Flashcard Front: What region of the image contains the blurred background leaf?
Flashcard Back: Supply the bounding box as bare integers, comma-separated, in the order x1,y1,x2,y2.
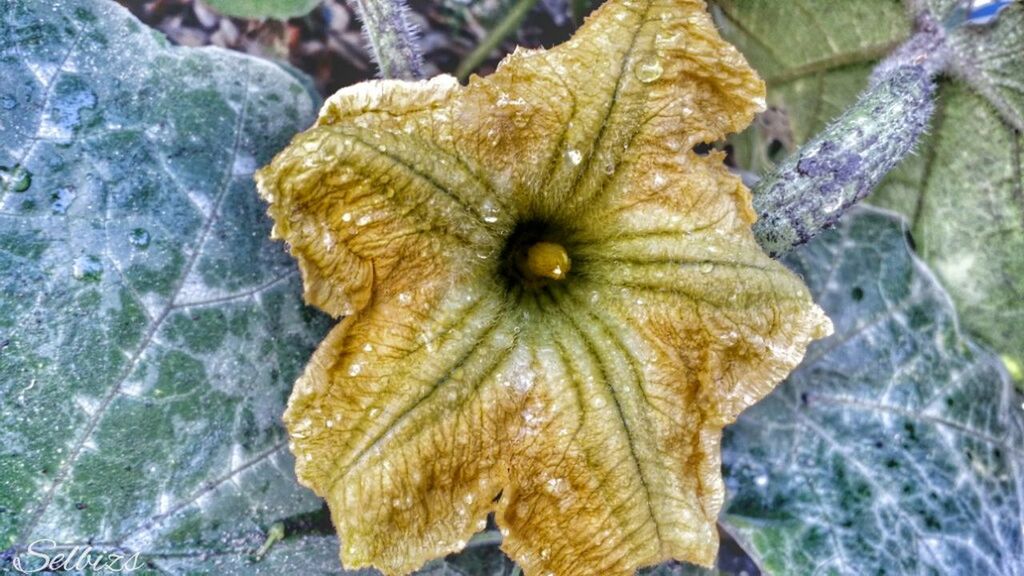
203,0,324,20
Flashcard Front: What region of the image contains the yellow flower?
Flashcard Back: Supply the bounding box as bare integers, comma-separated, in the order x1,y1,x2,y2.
256,0,832,574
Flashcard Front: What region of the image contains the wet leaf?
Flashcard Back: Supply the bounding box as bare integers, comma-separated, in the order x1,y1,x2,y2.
720,207,1024,575
0,0,335,572
258,0,832,574
203,0,323,20
717,0,1024,374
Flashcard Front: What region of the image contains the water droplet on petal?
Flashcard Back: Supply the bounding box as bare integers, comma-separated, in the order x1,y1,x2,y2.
634,56,663,83
699,262,715,273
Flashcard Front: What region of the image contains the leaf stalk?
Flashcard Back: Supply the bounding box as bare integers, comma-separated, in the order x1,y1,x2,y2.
753,18,948,257
350,0,425,80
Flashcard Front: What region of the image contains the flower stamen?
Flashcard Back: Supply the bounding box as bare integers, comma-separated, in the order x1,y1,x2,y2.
524,241,571,282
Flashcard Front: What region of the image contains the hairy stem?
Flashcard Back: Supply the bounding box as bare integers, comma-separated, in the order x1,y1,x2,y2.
754,19,947,257
456,0,541,82
351,0,424,80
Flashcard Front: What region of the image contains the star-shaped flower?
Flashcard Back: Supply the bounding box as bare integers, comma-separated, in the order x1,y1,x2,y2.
256,0,832,574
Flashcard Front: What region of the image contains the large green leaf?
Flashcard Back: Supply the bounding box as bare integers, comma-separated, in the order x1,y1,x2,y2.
203,0,323,20
720,207,1024,574
716,0,1024,373
0,0,338,572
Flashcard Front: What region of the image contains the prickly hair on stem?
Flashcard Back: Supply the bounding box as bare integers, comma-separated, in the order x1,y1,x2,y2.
752,66,937,256
349,0,424,80
753,18,948,257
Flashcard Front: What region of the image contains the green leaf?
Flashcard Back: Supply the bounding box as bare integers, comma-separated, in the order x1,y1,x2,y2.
713,0,911,169
203,0,323,20
0,0,338,572
720,207,1024,574
872,83,1024,383
717,0,1024,375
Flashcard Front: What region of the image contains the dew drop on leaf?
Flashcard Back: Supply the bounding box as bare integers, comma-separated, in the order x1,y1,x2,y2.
128,228,151,249
72,254,103,282
50,186,75,214
1,164,32,193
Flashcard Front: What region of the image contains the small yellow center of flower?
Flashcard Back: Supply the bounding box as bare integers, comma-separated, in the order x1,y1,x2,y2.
524,241,572,281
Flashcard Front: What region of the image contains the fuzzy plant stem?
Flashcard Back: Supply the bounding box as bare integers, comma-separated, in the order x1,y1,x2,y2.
350,0,424,80
753,19,948,257
456,0,541,82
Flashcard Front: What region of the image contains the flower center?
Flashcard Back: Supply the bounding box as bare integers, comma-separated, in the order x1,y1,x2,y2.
523,241,571,281
500,219,574,291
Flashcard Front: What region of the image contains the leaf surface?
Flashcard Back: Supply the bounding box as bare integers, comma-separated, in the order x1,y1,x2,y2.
720,208,1024,575
203,0,323,20
0,0,336,572
717,0,1024,371
713,0,911,167
257,0,832,574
